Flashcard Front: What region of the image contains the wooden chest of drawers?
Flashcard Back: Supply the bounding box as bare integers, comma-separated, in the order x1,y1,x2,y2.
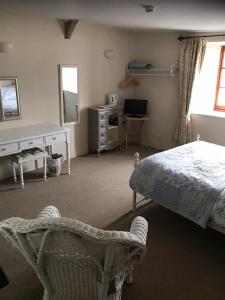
89,106,122,155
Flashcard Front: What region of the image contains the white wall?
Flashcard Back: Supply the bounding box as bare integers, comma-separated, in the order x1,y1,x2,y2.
5,13,222,181
132,32,180,150
130,33,225,150
192,113,225,146
0,12,136,179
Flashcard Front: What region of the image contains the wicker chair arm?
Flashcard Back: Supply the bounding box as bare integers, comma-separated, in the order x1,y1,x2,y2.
37,206,61,219
129,216,148,245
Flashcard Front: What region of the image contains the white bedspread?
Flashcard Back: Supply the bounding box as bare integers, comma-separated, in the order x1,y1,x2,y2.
130,141,225,228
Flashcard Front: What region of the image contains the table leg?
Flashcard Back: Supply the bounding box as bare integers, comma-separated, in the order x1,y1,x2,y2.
12,161,17,182
19,163,24,189
126,119,131,149
140,120,145,148
35,160,38,175
133,191,137,211
66,132,71,174
49,145,53,154
43,157,47,181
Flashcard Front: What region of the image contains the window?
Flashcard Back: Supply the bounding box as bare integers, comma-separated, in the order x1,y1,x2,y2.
214,46,225,111
189,43,225,116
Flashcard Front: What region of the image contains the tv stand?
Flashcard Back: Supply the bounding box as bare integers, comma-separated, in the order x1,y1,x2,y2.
127,114,141,118
125,114,149,149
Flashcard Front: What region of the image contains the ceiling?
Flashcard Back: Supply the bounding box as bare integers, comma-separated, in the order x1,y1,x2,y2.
1,0,225,32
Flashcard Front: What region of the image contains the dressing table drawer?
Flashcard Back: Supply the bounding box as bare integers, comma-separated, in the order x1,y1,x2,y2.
45,133,66,145
0,143,18,156
20,137,44,150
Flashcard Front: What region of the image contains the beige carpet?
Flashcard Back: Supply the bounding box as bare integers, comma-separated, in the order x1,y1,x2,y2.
0,146,225,300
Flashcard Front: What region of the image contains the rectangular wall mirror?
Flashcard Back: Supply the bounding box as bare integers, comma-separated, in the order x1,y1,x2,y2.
59,64,79,125
0,77,21,121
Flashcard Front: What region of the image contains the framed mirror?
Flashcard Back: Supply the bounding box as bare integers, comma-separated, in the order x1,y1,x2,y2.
0,77,21,121
59,64,79,125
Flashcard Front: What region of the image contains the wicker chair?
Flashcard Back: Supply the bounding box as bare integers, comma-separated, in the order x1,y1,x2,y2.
0,206,148,300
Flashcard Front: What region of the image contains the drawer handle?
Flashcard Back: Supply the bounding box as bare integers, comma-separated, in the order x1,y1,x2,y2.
1,147,7,151
28,141,33,145
52,137,56,140
100,125,104,128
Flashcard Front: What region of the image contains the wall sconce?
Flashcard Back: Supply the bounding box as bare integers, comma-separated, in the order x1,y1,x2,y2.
0,42,14,53
104,50,115,59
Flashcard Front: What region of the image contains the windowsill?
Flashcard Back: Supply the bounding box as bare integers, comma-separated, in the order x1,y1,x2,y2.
191,111,225,119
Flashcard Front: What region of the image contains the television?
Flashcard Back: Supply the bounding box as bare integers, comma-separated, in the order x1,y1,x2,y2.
124,99,148,117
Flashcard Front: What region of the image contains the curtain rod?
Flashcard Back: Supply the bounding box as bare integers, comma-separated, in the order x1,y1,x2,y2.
178,34,225,41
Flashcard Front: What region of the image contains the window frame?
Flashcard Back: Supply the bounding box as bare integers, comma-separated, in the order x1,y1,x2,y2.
214,46,225,112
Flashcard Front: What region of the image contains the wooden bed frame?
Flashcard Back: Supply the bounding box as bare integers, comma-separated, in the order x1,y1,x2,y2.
132,152,225,235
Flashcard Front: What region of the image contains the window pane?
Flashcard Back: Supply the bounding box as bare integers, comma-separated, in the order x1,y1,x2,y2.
219,69,225,87
217,88,225,106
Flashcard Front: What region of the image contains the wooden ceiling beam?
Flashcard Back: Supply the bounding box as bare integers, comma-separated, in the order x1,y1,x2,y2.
64,19,79,39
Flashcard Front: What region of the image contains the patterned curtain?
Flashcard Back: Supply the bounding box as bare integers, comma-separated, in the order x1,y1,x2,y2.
174,38,206,144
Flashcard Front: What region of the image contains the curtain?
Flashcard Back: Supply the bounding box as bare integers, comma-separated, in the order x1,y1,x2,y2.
174,38,206,144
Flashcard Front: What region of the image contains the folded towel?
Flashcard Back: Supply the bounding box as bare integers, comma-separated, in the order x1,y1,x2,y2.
128,62,152,69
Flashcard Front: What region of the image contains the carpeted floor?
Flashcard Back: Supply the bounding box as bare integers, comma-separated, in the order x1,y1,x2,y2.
0,146,225,300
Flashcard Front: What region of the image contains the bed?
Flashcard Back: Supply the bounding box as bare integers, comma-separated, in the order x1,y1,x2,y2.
129,141,225,234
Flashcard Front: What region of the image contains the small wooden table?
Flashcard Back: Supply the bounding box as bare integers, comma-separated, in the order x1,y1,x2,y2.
125,115,149,149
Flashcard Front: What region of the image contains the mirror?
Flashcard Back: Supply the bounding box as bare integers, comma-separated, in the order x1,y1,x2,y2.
0,77,21,121
59,65,79,125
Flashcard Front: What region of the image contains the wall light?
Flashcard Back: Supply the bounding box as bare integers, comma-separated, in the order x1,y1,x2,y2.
104,50,115,59
0,42,14,53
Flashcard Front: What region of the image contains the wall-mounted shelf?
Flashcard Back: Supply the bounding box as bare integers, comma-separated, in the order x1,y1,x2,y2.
127,65,177,77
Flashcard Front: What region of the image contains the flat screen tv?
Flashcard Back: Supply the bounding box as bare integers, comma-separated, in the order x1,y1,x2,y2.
124,99,148,117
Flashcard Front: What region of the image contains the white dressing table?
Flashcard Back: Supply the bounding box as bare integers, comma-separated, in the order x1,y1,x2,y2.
0,123,71,174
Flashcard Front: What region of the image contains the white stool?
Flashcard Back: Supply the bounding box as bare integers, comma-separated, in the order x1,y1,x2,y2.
11,148,48,189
